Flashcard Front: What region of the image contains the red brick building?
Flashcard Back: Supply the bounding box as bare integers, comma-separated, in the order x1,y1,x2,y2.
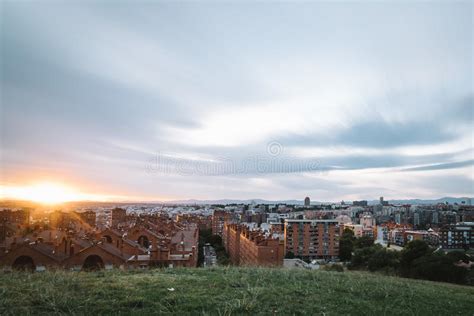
284,219,342,260
223,223,284,266
0,214,199,270
111,208,127,228
176,214,212,231
74,210,96,228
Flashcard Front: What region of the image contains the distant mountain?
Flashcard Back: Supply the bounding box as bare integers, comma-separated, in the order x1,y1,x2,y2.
1,197,472,207
165,199,316,205
166,197,473,206
377,197,473,206
167,197,473,206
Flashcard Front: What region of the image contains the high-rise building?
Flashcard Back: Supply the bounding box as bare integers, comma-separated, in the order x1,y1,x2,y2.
284,219,342,260
379,196,389,206
413,212,420,227
395,212,402,225
304,197,310,207
212,210,233,236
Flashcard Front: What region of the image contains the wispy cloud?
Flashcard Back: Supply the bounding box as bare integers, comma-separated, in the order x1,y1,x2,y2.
1,2,472,200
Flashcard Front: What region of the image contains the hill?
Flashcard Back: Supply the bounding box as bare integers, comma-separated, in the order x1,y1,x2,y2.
0,267,473,315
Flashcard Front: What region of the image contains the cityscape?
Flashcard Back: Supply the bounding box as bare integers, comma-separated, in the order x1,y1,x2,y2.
0,197,473,271
1,0,473,315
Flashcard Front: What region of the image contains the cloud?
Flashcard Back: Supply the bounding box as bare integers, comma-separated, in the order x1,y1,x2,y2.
1,2,472,200
401,160,474,172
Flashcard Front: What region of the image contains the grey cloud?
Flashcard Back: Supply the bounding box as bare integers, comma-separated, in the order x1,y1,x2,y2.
1,2,472,200
282,93,472,150
401,159,474,172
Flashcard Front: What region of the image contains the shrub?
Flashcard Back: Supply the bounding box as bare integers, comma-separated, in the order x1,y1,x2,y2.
410,252,469,284
324,264,344,272
399,240,432,277
368,248,400,272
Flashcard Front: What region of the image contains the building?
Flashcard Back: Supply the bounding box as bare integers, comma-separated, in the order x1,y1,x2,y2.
440,222,473,249
432,211,439,224
395,212,402,225
223,223,240,265
284,219,342,260
212,210,233,236
379,197,389,206
223,223,284,266
413,212,420,227
176,214,212,230
360,214,375,229
49,211,74,229
0,214,199,271
0,209,30,225
353,200,368,207
304,197,310,207
74,210,96,227
404,230,439,246
344,224,374,238
111,208,127,228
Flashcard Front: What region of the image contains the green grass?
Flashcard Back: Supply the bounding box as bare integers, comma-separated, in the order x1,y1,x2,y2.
0,267,473,315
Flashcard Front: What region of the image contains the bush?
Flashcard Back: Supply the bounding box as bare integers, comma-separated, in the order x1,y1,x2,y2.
349,240,471,285
410,252,469,284
399,240,432,277
324,264,344,272
349,245,379,269
367,248,399,272
353,236,374,249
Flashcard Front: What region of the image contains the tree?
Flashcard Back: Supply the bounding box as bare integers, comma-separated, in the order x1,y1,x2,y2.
197,228,213,266
206,235,223,248
446,251,470,264
349,245,379,269
354,236,374,249
399,240,431,277
410,252,469,284
350,244,400,272
367,248,400,272
339,229,355,261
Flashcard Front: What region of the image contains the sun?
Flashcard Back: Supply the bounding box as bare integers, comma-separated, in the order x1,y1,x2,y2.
27,183,78,204
1,182,80,204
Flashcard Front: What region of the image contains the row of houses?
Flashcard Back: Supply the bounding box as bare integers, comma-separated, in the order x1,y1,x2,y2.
0,210,199,271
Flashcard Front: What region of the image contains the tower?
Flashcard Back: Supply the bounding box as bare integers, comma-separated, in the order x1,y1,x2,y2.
304,197,310,207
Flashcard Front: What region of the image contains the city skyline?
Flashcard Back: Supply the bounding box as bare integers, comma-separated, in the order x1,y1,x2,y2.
1,2,473,203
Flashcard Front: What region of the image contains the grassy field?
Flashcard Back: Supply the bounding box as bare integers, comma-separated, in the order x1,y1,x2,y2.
0,267,473,315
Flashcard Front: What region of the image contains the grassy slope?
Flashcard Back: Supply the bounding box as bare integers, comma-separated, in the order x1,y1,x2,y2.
0,268,473,315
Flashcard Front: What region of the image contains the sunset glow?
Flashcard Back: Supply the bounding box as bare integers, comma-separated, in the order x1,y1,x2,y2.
0,182,104,204
1,2,472,201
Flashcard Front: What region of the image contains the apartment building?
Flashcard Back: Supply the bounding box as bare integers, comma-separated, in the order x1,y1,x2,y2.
223,223,284,266
284,219,342,260
440,222,473,249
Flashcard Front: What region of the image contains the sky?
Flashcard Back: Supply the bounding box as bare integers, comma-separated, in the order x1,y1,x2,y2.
0,1,473,202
